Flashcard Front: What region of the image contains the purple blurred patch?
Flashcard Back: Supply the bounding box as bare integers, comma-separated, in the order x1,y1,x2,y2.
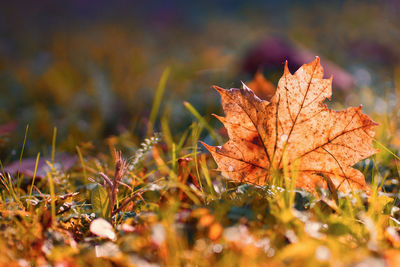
0,121,17,136
242,37,354,92
349,40,399,66
4,153,77,178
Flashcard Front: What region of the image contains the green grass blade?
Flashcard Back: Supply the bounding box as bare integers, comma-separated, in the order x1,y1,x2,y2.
183,101,221,144
373,139,400,160
47,172,56,221
147,67,170,136
51,127,57,165
76,146,87,180
27,152,40,210
16,124,29,189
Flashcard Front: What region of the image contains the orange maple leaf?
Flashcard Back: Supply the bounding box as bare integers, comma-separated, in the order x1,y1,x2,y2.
246,71,276,101
202,57,378,193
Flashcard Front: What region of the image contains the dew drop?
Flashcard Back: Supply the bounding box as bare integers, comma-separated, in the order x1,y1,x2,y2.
212,244,223,253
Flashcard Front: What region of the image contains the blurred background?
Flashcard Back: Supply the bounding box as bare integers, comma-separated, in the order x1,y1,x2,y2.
0,0,399,159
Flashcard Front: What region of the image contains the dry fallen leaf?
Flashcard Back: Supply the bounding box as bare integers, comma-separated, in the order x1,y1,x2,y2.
246,71,276,101
202,57,377,193
5,153,77,178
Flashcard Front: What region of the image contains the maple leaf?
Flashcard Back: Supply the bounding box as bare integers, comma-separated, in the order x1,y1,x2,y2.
246,71,276,101
202,57,377,193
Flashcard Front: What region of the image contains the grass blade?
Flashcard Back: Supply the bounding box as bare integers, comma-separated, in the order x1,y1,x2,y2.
147,67,171,136
183,101,221,144
27,152,40,210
